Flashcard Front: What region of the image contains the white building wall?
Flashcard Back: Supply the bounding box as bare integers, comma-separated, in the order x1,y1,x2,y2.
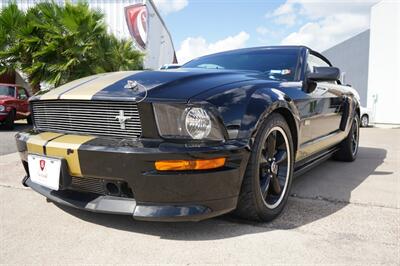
367,0,400,124
84,0,144,41
322,30,370,107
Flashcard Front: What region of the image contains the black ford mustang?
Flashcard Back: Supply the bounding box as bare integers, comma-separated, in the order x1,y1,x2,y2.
16,46,360,222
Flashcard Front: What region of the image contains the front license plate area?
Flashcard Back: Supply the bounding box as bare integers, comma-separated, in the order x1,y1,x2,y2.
28,154,61,190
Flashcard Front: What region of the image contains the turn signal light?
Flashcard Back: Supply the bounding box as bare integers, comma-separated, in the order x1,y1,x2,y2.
155,158,226,171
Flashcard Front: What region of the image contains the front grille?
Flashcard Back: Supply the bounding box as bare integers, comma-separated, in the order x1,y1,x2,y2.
32,100,141,138
70,176,105,195
69,176,133,198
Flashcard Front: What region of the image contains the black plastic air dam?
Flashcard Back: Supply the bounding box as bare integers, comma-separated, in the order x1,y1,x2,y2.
24,177,237,222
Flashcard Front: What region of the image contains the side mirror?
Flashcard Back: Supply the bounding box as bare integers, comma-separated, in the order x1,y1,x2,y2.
307,67,340,82
340,72,346,84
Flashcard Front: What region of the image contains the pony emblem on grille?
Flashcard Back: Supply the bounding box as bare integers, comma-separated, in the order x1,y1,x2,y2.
114,110,132,130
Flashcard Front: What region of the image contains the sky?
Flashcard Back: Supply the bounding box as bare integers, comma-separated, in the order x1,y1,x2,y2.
152,0,380,64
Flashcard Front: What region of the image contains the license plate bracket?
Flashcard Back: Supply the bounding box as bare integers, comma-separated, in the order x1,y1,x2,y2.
28,154,72,190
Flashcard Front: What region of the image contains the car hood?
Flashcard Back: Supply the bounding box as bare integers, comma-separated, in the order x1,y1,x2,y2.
34,69,264,102
0,95,15,103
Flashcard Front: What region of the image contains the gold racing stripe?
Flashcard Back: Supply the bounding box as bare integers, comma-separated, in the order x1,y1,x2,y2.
39,73,105,100
26,132,64,155
59,71,137,100
44,135,95,177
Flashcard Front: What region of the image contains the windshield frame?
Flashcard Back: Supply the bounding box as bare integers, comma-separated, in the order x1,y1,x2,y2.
182,48,303,81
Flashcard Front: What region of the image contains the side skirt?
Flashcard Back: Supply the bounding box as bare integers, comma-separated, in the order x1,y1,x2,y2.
293,146,339,178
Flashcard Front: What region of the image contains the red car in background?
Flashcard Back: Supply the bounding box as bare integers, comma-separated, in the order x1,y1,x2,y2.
0,83,31,129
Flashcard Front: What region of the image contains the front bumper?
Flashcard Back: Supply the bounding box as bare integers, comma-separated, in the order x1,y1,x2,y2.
0,112,9,122
16,130,250,221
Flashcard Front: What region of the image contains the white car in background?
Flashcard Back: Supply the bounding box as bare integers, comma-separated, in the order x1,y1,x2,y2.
360,106,373,127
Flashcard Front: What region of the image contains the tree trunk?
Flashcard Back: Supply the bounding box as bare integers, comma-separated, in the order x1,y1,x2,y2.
31,82,41,94
28,76,41,94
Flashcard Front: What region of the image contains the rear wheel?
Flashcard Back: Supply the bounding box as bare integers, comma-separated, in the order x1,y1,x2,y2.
234,113,294,222
360,115,369,127
334,115,360,162
4,110,15,130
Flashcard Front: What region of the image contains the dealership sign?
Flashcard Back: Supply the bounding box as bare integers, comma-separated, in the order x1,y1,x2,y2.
124,1,178,68
125,4,148,50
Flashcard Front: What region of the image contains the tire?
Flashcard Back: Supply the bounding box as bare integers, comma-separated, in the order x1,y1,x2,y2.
334,115,360,162
4,110,15,130
27,115,33,125
360,115,369,127
234,113,294,222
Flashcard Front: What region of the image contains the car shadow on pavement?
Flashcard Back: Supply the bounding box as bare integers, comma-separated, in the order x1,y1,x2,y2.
55,146,388,240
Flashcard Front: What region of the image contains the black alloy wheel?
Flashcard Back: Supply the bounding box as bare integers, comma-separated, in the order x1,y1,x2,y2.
235,113,294,222
351,117,359,157
334,114,360,162
259,126,291,209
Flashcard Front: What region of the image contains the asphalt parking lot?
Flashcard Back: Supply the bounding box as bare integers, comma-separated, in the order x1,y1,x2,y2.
0,120,31,156
0,125,399,264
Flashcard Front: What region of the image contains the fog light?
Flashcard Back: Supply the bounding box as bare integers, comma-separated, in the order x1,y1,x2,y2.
155,158,226,171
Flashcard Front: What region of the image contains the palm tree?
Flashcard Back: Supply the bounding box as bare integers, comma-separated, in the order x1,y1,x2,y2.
0,2,143,93
97,35,143,73
27,2,106,86
0,3,29,82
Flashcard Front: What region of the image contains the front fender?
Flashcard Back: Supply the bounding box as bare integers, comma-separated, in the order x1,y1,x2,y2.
2,101,18,112
196,81,300,149
238,87,299,143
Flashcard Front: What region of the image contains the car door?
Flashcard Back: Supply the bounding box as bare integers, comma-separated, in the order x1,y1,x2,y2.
306,54,344,141
16,87,29,119
292,52,347,160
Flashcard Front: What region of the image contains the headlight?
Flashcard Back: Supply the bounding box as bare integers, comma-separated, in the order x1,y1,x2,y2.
185,107,211,139
0,105,5,112
153,103,225,141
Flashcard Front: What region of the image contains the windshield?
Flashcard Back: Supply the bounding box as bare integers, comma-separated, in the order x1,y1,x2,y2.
0,85,15,97
182,49,299,81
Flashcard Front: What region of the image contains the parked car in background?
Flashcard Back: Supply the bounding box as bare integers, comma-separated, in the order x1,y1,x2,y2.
160,64,182,70
16,46,360,222
0,83,31,129
360,106,372,127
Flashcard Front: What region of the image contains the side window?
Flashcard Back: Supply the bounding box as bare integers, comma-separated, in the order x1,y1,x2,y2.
17,87,28,100
307,54,330,73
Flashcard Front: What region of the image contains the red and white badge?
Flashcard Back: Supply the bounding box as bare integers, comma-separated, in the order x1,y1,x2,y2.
39,159,46,171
